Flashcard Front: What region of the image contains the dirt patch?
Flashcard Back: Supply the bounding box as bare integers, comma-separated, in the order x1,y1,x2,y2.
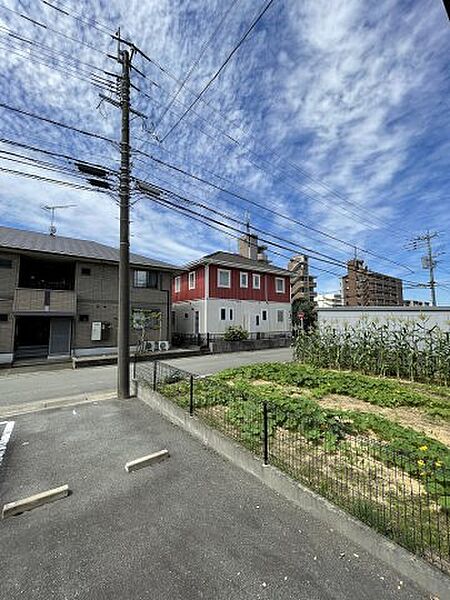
318,395,450,447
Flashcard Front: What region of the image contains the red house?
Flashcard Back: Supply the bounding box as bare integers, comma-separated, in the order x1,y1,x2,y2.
172,235,292,338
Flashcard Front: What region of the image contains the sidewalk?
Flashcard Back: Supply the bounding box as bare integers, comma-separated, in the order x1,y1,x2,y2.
0,398,427,599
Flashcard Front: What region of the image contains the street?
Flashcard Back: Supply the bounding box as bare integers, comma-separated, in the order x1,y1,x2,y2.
0,399,426,600
0,348,293,412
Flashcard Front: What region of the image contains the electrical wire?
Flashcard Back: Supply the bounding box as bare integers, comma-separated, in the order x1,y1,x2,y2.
160,0,277,142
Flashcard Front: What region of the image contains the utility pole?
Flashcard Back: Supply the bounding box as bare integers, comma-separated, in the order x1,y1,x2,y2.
118,47,131,399
406,230,441,307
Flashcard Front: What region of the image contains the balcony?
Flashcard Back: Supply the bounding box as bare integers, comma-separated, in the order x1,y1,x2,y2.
13,288,76,315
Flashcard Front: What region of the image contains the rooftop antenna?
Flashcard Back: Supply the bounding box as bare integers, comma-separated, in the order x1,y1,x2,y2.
41,204,76,236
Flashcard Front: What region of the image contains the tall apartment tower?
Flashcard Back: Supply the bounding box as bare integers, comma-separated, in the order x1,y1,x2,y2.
342,259,403,306
288,254,317,304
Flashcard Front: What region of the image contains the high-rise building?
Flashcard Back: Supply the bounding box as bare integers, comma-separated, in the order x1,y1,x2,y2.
288,255,317,304
342,259,403,306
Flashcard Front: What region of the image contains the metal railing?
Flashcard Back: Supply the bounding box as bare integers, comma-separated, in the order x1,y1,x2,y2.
135,361,450,574
172,331,292,347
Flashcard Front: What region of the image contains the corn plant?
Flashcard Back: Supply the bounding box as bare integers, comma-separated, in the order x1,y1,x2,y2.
294,318,450,385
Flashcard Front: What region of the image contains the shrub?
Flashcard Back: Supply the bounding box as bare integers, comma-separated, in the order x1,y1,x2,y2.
224,325,249,342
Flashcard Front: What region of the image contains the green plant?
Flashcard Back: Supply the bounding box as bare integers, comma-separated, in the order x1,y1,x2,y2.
224,325,249,342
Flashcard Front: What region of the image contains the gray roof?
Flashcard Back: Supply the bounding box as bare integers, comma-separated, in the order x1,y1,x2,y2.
0,225,181,272
188,251,293,277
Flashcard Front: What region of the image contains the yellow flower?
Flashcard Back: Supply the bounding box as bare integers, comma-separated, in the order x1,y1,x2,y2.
419,445,428,452
435,461,443,468
417,459,425,467
420,471,426,477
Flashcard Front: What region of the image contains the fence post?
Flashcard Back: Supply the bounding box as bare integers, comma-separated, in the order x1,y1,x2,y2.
189,374,194,416
263,401,269,466
153,360,158,391
133,352,137,380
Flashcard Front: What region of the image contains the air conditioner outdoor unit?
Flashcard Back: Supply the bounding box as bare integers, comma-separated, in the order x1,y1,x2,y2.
158,341,170,351
144,341,157,352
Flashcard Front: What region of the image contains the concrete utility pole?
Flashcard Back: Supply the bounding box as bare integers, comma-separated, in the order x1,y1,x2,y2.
406,230,441,307
118,48,131,399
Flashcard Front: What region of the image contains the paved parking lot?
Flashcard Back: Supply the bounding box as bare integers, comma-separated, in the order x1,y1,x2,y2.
0,398,427,600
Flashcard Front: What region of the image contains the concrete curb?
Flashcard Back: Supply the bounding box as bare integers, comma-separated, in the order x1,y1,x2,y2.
0,391,117,419
2,484,69,518
137,383,450,600
125,449,169,472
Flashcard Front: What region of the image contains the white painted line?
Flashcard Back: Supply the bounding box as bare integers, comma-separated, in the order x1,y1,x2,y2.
125,449,169,473
2,484,69,519
0,421,15,467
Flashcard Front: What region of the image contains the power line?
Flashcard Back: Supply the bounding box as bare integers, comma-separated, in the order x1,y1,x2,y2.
0,165,110,193
0,102,118,146
160,0,277,142
154,0,242,132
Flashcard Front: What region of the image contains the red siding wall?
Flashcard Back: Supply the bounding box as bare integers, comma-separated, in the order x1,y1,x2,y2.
209,265,290,303
172,266,205,301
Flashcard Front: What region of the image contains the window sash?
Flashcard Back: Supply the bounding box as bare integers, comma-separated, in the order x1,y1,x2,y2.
277,310,284,323
174,276,181,293
218,269,231,288
188,272,196,289
240,272,248,288
220,308,226,320
253,274,261,289
134,270,148,288
275,277,285,293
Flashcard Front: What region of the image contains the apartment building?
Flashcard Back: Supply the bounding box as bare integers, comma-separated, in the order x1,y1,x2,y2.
342,259,403,306
0,226,180,364
315,292,343,308
172,235,292,336
288,254,317,304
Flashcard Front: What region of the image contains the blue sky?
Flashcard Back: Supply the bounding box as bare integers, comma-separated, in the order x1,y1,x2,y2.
0,0,449,303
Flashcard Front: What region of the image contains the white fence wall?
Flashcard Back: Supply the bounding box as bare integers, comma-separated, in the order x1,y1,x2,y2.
317,307,450,331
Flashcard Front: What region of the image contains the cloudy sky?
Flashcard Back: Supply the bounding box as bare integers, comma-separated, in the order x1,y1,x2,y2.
1,0,449,303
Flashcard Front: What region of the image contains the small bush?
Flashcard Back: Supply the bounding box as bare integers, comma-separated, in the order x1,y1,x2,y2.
224,325,249,342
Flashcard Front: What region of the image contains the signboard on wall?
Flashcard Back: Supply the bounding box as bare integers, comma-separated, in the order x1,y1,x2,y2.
91,321,102,341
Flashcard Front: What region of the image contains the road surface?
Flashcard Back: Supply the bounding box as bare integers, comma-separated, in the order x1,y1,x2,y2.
0,348,293,410
0,398,426,600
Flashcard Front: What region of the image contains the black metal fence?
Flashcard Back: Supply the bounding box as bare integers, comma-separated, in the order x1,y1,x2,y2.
135,361,450,574
172,331,292,347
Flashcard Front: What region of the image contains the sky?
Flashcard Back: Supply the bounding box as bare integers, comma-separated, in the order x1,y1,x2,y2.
0,0,449,303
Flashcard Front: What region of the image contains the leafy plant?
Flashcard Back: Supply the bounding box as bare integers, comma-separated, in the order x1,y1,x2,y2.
224,325,249,342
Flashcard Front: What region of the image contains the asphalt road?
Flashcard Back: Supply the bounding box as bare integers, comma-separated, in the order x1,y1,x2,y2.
0,398,427,600
0,348,293,409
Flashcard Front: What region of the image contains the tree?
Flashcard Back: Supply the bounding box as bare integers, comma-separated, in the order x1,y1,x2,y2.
291,298,316,332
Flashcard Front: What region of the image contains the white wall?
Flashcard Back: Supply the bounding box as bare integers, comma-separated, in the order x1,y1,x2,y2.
317,307,450,331
172,299,291,334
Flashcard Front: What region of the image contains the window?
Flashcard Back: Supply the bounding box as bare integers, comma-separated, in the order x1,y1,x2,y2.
277,310,284,323
174,276,181,293
262,310,267,321
229,308,234,320
218,269,231,288
256,314,260,326
275,277,285,293
81,267,91,276
188,271,196,289
0,258,12,269
184,313,189,319
220,308,226,321
79,314,89,322
240,272,248,288
0,314,8,322
133,270,158,289
252,274,261,289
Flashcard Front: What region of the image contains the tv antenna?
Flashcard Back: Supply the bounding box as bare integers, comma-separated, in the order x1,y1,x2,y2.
41,204,76,236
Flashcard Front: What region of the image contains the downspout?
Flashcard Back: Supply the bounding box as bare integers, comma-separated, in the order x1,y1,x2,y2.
204,262,209,337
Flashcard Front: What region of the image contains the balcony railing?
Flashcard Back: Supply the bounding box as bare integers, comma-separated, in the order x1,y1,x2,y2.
13,288,76,315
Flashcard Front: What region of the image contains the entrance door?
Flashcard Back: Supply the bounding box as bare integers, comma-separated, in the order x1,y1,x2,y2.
49,318,72,356
15,316,50,359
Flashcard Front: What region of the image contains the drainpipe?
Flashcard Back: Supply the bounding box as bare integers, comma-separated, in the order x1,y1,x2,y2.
204,263,209,338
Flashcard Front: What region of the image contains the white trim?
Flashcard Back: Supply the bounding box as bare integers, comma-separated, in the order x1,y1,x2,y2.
252,273,261,289
275,277,285,293
188,271,196,290
217,268,231,288
174,276,181,293
240,272,248,288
